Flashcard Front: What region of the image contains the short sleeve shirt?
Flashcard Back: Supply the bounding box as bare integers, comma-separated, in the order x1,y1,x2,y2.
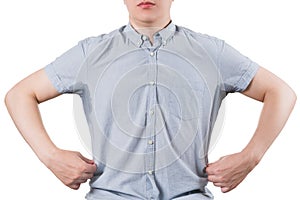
44,22,259,200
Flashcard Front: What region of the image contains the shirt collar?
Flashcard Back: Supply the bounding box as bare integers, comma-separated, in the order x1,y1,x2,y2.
123,21,176,47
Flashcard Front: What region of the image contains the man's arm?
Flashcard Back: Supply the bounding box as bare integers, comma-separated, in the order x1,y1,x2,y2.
5,69,97,190
206,67,297,193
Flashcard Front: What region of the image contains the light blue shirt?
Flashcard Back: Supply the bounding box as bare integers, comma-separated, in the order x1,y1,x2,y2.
44,22,259,200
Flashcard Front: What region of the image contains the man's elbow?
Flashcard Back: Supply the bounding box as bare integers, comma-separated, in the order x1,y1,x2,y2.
288,86,297,108
276,82,297,109
4,87,18,110
4,85,33,110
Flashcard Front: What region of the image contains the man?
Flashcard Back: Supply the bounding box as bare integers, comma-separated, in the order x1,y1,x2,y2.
5,0,296,199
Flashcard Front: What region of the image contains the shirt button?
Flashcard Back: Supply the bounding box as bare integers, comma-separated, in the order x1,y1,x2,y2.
148,140,154,145
142,35,147,41
162,41,167,46
149,81,155,86
149,109,154,115
150,52,155,57
148,170,153,175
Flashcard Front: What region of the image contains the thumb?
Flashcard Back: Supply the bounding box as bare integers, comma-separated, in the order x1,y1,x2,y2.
78,154,95,165
205,160,219,174
208,155,227,166
207,160,218,167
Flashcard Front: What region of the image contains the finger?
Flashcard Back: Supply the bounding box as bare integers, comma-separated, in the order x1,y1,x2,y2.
81,172,95,180
74,178,88,184
205,165,216,175
213,182,224,187
207,175,219,183
70,183,81,190
85,163,97,174
221,187,230,193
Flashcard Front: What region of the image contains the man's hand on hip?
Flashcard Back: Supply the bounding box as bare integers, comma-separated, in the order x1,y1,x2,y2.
206,151,258,193
45,148,97,190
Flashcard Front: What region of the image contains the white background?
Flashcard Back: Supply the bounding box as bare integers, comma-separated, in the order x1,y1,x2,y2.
0,0,299,199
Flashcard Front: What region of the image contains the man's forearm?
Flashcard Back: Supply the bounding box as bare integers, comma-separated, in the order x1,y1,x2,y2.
206,86,296,193
5,80,57,165
5,70,64,164
5,70,97,189
206,68,297,193
243,82,296,163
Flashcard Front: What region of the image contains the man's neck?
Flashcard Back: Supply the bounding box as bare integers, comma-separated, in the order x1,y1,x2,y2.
130,19,171,44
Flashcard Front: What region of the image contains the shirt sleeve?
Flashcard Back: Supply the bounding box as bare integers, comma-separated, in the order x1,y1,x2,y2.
44,39,88,94
216,40,260,93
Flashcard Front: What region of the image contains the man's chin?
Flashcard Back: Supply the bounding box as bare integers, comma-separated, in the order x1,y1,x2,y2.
135,14,159,24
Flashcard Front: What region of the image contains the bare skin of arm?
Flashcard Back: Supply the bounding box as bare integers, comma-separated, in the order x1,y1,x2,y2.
206,67,297,193
5,69,97,190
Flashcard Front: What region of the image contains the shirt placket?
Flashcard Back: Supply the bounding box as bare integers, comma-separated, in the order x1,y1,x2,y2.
143,37,160,200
